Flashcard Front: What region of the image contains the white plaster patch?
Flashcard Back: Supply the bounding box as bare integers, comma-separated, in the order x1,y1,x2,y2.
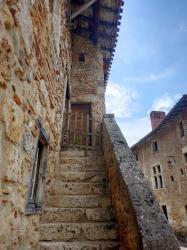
22,128,33,152
40,79,48,100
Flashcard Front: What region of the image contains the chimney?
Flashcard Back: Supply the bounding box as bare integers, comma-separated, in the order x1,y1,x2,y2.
150,111,166,130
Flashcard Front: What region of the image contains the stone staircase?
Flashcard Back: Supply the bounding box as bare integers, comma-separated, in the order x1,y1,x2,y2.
39,149,121,250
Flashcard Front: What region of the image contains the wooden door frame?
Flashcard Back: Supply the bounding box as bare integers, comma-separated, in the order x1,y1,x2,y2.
71,102,92,117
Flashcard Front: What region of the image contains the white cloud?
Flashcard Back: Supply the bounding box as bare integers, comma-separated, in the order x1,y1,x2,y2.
151,93,182,113
117,117,152,147
105,83,138,118
122,68,173,84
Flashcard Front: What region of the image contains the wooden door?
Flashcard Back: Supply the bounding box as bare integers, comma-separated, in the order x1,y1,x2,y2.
70,103,91,146
71,103,91,116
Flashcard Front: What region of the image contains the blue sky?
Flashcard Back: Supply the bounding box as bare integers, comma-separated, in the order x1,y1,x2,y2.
106,0,187,146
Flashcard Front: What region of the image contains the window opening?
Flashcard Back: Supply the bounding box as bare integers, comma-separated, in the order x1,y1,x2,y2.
159,175,163,188
154,176,158,189
153,166,156,174
79,53,85,62
170,176,174,182
180,169,184,176
184,153,187,163
157,165,161,173
152,165,164,189
135,154,138,161
185,206,187,215
179,121,184,138
162,205,168,220
152,141,158,153
26,119,50,214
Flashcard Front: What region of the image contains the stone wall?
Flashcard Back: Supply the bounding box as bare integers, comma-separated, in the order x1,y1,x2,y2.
71,35,105,125
132,111,187,239
0,0,71,249
103,115,180,250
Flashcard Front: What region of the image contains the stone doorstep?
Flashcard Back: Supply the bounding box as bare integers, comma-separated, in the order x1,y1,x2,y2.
39,240,120,250
44,195,112,208
54,170,107,183
40,222,118,241
40,207,115,223
56,163,106,172
48,182,109,195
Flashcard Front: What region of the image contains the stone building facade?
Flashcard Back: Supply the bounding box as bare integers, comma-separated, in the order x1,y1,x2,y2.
0,0,180,249
71,35,105,127
0,1,71,249
0,0,121,249
132,95,187,240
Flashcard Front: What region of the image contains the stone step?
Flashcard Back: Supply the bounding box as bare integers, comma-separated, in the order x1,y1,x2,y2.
56,163,105,172
59,156,104,166
45,195,112,208
39,241,120,250
40,222,118,241
41,207,115,223
55,170,107,183
47,182,108,195
60,150,86,158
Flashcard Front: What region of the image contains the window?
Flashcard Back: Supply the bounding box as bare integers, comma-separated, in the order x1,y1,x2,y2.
170,176,174,182
152,165,164,189
180,169,184,176
185,206,187,215
162,205,168,220
179,121,184,138
152,141,158,153
184,153,187,163
79,53,85,62
135,153,138,161
26,119,50,214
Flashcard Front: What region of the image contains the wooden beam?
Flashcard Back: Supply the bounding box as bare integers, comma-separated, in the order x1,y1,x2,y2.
92,0,100,44
100,5,119,13
71,0,97,20
77,14,118,27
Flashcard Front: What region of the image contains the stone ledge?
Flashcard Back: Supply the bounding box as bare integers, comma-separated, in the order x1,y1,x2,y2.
103,115,180,250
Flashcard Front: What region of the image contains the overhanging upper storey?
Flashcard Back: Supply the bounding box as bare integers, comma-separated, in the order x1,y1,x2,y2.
68,0,124,83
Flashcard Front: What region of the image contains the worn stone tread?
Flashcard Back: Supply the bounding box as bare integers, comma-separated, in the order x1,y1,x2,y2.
41,151,120,248
40,222,118,241
60,150,86,157
59,156,104,165
56,163,105,172
48,182,109,195
55,171,107,183
41,207,115,223
45,195,112,208
39,241,120,250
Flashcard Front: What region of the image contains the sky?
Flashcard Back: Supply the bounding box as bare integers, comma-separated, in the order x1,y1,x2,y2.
106,0,187,147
